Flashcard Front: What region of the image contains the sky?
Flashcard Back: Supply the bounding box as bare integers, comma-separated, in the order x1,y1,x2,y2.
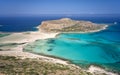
0,0,120,16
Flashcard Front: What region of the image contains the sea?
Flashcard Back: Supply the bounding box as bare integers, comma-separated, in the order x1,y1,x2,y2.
0,15,120,73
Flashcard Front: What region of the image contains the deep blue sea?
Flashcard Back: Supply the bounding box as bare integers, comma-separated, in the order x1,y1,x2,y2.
0,15,120,72
0,15,120,32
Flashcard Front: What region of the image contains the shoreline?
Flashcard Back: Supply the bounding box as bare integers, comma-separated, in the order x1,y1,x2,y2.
0,25,118,75
0,31,67,64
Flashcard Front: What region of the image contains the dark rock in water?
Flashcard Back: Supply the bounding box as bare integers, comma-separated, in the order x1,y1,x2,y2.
47,39,55,44
67,38,80,41
47,49,53,51
115,61,120,63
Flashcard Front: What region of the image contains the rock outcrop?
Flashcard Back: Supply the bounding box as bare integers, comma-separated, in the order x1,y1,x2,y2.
39,18,107,33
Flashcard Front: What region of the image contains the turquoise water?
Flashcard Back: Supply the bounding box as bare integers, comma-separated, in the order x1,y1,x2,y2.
0,33,10,38
24,23,120,72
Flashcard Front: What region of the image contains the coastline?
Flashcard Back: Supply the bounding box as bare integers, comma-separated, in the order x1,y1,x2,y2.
87,65,118,75
0,31,67,64
0,25,118,75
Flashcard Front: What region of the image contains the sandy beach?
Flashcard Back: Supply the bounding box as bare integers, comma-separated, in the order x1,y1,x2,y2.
0,31,67,64
0,27,118,75
87,65,117,75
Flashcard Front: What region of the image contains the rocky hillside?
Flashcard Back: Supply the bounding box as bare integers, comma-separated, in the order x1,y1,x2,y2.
39,18,107,33
0,56,92,75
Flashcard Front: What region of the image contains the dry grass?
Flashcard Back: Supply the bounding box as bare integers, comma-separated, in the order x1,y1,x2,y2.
0,55,93,75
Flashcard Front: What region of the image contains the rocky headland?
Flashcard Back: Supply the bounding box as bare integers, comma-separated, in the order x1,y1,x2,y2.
39,18,107,33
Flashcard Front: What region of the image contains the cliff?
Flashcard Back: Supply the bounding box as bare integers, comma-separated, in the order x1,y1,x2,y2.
39,18,107,33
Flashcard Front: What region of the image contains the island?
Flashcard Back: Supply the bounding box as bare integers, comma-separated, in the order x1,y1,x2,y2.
39,18,107,33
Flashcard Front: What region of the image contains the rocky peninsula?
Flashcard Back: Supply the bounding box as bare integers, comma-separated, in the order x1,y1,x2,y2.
39,18,107,33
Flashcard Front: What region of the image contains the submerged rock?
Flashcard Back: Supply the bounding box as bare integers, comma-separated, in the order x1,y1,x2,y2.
47,48,53,51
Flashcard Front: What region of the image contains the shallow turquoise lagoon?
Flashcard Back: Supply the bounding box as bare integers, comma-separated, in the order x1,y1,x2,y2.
24,24,120,72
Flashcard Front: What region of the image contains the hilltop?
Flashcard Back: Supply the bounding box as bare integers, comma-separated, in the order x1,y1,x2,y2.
39,18,107,33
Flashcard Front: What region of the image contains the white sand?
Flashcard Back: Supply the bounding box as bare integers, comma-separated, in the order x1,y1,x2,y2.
87,65,118,75
0,31,58,44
